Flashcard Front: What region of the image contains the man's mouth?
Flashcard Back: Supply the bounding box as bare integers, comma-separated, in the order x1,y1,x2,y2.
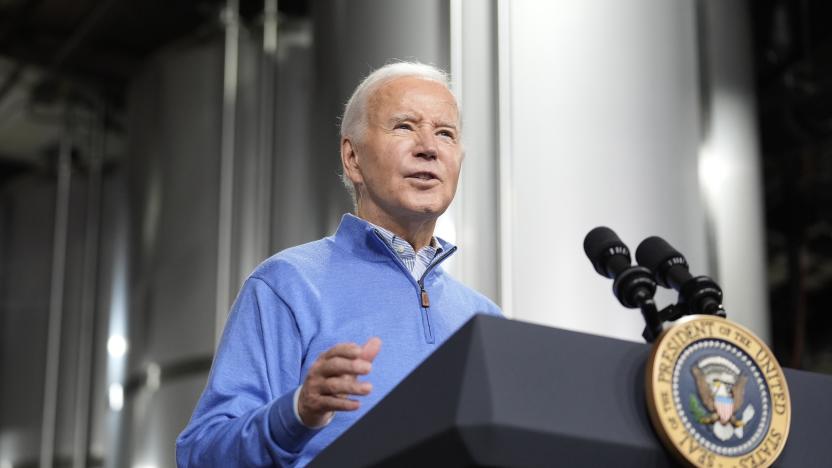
407,172,439,181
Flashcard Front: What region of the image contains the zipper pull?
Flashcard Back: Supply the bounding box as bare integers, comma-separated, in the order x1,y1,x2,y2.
420,288,430,308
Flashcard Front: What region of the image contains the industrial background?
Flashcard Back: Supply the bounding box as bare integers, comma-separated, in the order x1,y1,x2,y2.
0,0,830,467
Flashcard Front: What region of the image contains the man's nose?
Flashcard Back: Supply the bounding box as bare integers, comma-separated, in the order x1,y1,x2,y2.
414,128,438,160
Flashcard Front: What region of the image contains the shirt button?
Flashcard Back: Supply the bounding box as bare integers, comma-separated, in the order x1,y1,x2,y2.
396,246,405,253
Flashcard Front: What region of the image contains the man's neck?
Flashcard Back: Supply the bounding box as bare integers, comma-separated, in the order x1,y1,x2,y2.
355,206,437,252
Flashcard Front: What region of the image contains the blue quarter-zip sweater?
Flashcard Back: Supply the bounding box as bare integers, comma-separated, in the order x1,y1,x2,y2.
176,214,502,467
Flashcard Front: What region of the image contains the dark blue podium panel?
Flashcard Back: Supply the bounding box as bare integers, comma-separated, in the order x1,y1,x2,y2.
312,315,832,467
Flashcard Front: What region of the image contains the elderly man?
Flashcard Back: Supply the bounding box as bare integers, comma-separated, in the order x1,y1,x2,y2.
176,62,502,467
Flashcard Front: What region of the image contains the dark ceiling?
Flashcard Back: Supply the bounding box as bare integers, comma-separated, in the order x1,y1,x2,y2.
0,0,308,107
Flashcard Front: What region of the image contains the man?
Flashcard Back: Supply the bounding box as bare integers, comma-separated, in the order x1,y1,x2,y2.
176,61,502,467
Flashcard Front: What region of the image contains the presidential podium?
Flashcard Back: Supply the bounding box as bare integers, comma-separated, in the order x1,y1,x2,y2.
312,314,832,467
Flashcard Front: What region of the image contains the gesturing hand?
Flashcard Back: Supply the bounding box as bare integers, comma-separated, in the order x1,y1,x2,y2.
297,337,382,427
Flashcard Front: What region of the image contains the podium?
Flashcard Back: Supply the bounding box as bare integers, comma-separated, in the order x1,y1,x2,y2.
312,315,832,467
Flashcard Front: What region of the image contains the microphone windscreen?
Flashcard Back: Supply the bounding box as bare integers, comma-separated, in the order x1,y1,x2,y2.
635,236,680,271
583,227,630,277
635,236,693,288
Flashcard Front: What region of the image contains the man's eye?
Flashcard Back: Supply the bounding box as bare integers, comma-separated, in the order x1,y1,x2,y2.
394,123,413,130
438,130,456,139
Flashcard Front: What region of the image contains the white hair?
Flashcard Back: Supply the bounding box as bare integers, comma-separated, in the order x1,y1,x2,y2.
339,61,459,207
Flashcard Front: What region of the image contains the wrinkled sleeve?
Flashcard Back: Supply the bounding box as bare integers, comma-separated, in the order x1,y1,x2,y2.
176,277,319,467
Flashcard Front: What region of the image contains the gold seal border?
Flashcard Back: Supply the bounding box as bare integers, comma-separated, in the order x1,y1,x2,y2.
645,315,791,468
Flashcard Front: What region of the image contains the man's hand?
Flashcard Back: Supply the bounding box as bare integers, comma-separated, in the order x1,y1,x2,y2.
298,337,382,427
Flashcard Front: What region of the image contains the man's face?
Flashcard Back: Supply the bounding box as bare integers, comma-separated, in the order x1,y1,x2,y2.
343,76,462,225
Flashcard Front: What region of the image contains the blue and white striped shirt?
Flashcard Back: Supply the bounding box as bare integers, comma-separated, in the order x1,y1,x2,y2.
370,223,442,280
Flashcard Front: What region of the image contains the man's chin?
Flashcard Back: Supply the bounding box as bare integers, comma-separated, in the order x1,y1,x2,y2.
398,201,449,220
414,206,451,220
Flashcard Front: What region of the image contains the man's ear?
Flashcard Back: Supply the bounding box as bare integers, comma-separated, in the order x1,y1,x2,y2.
340,138,363,185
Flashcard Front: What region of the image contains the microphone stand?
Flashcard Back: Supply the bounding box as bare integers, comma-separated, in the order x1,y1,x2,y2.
640,275,727,342
636,295,663,343
611,266,663,342
656,275,727,323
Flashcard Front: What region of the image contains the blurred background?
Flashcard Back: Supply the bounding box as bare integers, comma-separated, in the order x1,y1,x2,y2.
1,0,830,467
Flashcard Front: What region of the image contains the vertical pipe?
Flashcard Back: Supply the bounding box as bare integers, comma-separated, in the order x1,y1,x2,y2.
696,0,769,339
695,0,719,280
263,0,278,54
72,109,104,468
258,0,278,257
496,0,513,317
40,112,74,468
103,191,129,468
216,0,240,346
450,0,463,103
444,0,464,281
446,0,501,301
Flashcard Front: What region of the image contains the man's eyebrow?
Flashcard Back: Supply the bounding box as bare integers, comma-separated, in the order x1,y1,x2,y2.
389,113,416,123
435,121,458,131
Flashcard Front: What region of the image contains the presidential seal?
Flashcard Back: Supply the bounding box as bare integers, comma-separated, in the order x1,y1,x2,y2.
646,315,790,468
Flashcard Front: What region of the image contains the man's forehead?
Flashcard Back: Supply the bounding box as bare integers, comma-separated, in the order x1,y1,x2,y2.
369,77,459,121
373,77,456,106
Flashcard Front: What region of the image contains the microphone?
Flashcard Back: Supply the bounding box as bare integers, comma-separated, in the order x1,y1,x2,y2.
634,236,691,290
583,226,632,280
635,236,725,317
584,227,656,308
584,227,661,341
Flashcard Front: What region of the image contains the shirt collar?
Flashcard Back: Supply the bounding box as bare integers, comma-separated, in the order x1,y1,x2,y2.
366,221,443,264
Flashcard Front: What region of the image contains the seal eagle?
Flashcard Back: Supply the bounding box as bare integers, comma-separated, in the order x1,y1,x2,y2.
692,360,748,427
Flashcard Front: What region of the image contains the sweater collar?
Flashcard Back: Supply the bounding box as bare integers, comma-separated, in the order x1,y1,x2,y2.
334,213,456,260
